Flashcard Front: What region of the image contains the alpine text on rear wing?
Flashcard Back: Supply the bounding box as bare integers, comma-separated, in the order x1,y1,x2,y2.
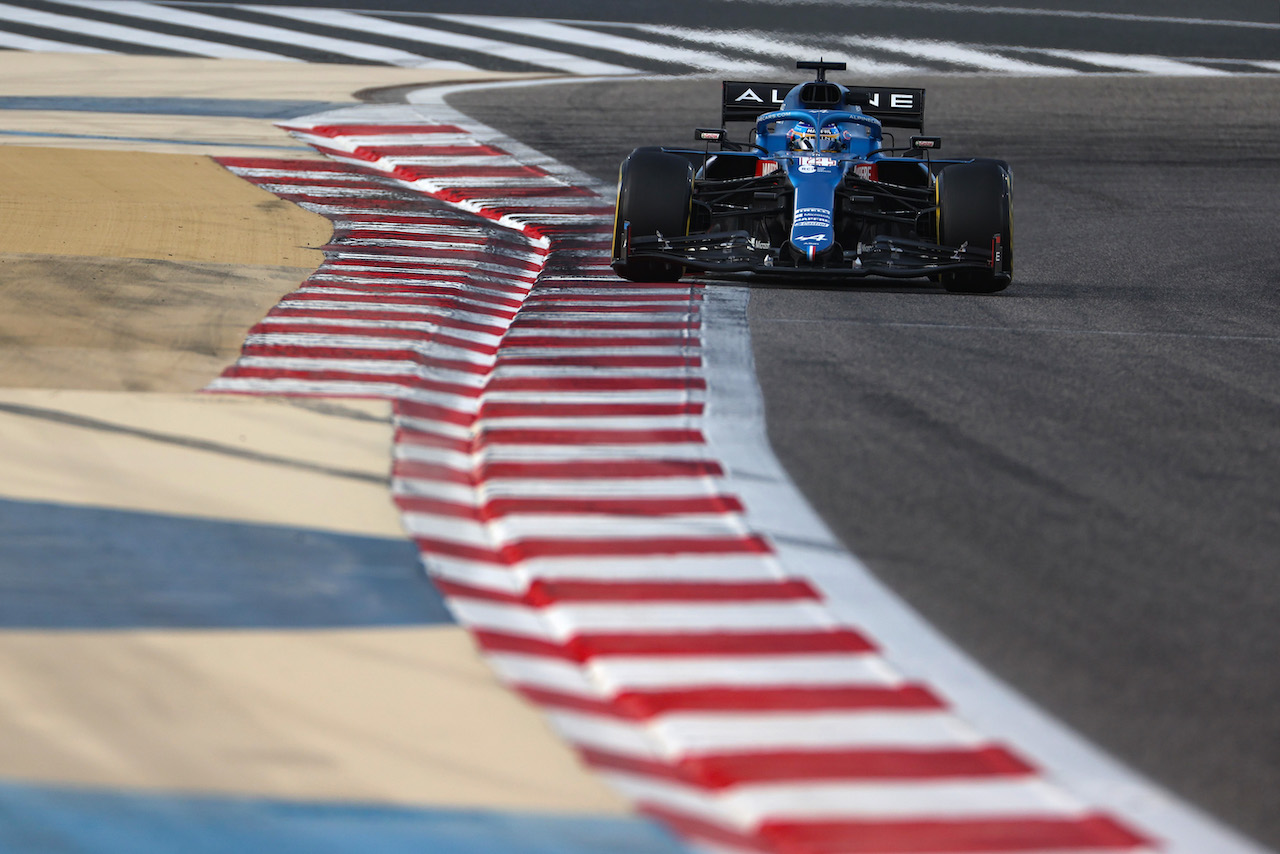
722,81,927,131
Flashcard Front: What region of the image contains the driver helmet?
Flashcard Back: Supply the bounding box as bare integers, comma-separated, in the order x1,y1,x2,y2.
786,122,853,152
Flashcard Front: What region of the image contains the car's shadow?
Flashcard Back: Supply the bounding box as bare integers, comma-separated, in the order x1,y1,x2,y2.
690,275,1010,296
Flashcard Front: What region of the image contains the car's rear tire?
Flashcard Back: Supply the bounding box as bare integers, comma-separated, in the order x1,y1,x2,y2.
612,148,694,283
936,159,1013,294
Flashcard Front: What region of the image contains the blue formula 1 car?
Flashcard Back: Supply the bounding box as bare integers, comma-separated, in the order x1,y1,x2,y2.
611,60,1013,293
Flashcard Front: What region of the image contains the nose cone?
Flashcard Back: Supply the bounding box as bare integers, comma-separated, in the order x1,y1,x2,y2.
789,202,836,258
786,155,843,261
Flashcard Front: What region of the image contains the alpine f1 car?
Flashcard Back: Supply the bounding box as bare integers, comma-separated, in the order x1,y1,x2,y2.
611,60,1013,293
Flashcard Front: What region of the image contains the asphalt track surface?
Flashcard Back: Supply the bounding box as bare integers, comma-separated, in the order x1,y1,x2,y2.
449,73,1280,849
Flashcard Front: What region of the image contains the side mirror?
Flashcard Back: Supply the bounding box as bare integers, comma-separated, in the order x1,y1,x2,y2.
910,136,942,151
695,128,728,144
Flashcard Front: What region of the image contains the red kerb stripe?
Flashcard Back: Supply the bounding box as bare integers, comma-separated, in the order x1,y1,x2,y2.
392,458,723,481
395,399,476,426
436,185,595,200
413,534,770,564
471,629,876,659
293,123,467,137
436,578,817,606
496,355,701,369
517,684,944,718
519,303,698,315
396,495,743,519
642,806,1152,854
393,163,549,181
485,376,706,392
757,814,1152,853
525,293,703,302
476,401,704,419
510,319,698,331
503,536,769,559
579,745,1035,787
498,336,698,349
475,428,704,446
360,143,511,158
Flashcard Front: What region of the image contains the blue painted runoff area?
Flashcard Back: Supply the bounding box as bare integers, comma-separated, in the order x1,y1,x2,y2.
0,498,452,630
0,781,690,854
0,96,347,119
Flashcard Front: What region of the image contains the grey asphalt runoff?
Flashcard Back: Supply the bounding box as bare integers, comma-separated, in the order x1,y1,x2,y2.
450,73,1280,849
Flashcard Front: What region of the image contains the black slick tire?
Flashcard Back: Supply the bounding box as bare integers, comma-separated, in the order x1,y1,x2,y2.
936,159,1013,294
612,148,694,283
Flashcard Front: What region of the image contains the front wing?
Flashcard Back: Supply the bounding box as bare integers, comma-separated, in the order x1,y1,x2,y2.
617,228,1006,280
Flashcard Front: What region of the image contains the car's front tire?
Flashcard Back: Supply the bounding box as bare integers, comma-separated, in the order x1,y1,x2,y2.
612,148,694,283
936,159,1013,294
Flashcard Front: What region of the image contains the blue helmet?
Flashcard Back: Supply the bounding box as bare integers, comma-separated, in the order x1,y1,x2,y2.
786,121,853,152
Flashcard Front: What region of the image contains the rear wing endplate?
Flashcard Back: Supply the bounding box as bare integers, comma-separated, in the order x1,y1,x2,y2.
722,81,927,130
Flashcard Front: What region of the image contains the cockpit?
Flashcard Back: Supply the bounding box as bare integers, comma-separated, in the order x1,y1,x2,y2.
785,121,857,153
754,112,878,158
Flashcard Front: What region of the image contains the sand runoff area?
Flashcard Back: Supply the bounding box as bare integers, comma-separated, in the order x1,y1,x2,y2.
0,53,628,815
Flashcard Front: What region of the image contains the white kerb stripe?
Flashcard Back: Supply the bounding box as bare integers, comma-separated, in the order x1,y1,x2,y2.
250,6,637,76
504,326,696,339
0,29,110,53
434,15,774,75
651,711,983,753
545,710,658,758
465,413,701,429
604,772,1084,826
845,34,1077,74
417,553,786,587
487,652,899,693
402,513,751,544
637,24,923,76
0,1,297,61
491,365,701,378
56,0,440,66
395,443,715,465
478,390,707,405
252,316,505,342
398,478,730,500
447,600,836,635
1032,48,1229,75
547,709,981,758
234,358,488,381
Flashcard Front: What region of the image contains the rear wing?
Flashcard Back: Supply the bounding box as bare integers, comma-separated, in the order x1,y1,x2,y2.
722,81,927,131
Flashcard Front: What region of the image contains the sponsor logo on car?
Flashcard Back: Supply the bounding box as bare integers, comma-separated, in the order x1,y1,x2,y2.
732,87,787,106
794,206,832,229
864,92,916,109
